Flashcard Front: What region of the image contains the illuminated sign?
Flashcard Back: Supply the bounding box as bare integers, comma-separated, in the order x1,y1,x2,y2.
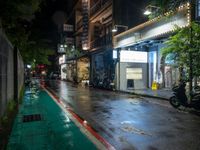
126,68,142,79
59,55,66,65
82,0,89,50
113,50,117,59
61,64,67,79
120,50,147,63
63,24,73,32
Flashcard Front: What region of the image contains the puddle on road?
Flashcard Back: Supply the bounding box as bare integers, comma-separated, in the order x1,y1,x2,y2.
120,121,152,136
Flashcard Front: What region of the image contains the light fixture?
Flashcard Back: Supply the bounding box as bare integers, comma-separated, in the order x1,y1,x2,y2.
82,46,88,50
27,64,31,68
112,25,128,33
144,9,152,15
112,27,117,32
144,5,161,16
82,44,88,50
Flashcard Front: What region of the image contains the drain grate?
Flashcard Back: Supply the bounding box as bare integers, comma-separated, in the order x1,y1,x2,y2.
22,114,42,123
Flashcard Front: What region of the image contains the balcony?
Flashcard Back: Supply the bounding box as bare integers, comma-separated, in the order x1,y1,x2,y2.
90,34,112,50
76,18,83,30
90,0,112,17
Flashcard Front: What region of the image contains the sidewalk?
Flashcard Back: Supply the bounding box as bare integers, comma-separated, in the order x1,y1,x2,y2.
125,88,173,100
7,84,97,150
61,80,173,100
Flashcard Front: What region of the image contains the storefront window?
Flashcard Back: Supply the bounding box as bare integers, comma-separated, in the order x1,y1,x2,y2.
164,53,179,88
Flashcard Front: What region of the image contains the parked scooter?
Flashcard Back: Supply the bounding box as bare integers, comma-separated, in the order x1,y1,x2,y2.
169,81,200,110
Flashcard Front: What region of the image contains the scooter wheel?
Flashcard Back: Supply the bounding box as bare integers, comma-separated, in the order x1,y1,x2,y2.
169,96,181,108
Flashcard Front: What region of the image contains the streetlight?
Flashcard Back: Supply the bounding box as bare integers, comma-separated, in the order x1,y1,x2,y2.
112,25,128,33
144,5,161,15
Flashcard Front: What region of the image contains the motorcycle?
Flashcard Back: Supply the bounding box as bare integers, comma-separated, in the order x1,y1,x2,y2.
169,82,200,110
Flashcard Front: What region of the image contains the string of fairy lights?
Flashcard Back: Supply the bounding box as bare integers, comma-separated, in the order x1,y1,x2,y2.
114,2,192,48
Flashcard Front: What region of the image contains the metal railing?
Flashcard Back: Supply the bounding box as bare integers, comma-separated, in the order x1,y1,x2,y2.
76,18,83,30
90,0,112,17
90,34,112,50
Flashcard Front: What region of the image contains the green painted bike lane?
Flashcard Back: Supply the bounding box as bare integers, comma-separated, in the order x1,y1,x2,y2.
7,86,97,150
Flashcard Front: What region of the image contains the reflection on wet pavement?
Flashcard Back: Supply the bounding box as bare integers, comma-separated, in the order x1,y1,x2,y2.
46,80,200,150
8,81,97,150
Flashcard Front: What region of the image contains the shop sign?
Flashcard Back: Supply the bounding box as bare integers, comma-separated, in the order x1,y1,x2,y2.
113,50,117,59
82,0,89,50
126,68,142,79
61,64,67,79
120,50,147,63
63,24,73,32
59,55,66,65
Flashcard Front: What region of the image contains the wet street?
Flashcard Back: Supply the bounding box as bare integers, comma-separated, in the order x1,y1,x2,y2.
46,80,200,150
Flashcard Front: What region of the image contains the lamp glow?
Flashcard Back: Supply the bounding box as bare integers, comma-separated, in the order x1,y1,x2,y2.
82,46,88,50
27,65,31,68
144,9,152,15
112,28,117,32
144,5,161,16
112,25,128,33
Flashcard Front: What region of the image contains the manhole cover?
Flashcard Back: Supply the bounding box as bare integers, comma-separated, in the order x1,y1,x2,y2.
22,114,42,123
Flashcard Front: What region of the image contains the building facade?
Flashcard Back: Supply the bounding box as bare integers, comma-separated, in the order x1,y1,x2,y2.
71,0,147,89
113,3,192,91
67,0,200,91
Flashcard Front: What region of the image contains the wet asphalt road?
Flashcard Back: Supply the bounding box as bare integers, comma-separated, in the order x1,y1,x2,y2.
45,80,200,150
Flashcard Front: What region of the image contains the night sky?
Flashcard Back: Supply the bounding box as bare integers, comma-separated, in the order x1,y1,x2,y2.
32,0,77,50
32,0,149,51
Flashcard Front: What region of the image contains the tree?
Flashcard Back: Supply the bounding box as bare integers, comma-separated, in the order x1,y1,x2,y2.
162,22,200,95
20,40,54,65
149,0,187,19
0,0,54,65
0,0,41,44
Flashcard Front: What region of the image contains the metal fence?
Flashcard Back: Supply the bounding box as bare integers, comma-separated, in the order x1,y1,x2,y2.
0,30,24,117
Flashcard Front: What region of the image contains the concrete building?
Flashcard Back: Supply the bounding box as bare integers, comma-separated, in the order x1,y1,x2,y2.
72,0,148,88
113,2,194,92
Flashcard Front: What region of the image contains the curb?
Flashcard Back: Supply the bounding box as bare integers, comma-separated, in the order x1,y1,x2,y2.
58,79,171,100
42,84,115,150
130,92,169,100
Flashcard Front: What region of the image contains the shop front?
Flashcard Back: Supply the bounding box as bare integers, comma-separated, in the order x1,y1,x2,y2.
118,50,148,90
113,3,191,91
77,57,90,83
90,49,115,89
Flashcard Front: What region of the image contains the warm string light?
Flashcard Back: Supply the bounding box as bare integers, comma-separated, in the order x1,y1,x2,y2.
187,2,191,26
114,2,192,46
